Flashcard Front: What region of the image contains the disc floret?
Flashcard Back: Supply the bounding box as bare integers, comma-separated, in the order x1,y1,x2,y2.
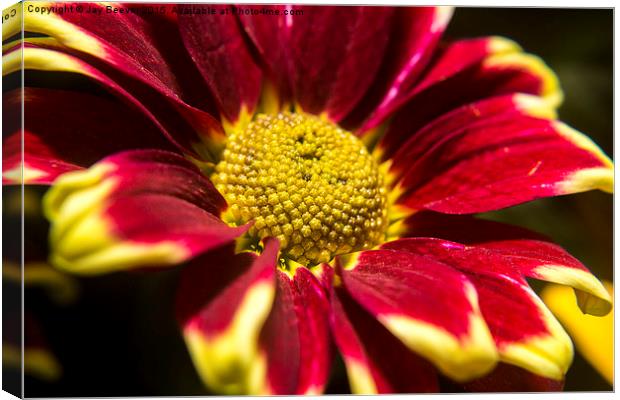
212,112,388,266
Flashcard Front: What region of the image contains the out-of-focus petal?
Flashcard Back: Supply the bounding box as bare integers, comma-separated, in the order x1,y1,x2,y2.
389,104,612,214
450,363,564,392
388,210,547,244
43,150,247,274
340,249,498,382
542,282,613,384
256,267,331,394
4,261,79,305
3,88,176,185
178,5,262,128
375,37,562,161
330,285,439,393
176,240,279,394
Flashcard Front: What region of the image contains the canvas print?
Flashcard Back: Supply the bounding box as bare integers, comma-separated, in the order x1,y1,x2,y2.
2,2,613,396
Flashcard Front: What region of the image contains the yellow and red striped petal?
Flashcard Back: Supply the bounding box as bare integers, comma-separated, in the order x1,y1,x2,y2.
176,240,279,394
479,240,613,316
256,267,331,394
14,3,223,119
376,37,562,161
387,94,556,182
469,274,573,381
3,87,177,185
4,43,225,161
340,249,498,382
178,5,262,127
381,236,611,380
390,214,611,317
388,101,612,214
330,285,439,393
43,150,246,274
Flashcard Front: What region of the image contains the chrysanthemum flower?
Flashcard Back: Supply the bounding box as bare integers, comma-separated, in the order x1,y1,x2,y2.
3,3,613,394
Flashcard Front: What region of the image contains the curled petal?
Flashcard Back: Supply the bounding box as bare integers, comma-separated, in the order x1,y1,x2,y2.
176,240,279,394
542,282,613,384
256,267,331,394
330,285,439,393
43,150,246,274
340,249,498,381
479,240,613,316
383,236,611,317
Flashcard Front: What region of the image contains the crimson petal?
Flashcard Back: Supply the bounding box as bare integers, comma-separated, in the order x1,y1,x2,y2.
350,7,453,133
447,363,564,392
178,5,262,126
391,107,612,214
257,267,331,394
176,240,279,394
376,37,560,161
3,88,176,185
43,150,246,274
286,6,393,122
340,249,498,381
330,285,439,393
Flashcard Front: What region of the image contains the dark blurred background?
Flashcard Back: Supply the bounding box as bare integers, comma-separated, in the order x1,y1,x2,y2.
8,6,613,396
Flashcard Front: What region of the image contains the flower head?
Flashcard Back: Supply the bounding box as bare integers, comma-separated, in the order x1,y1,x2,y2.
3,2,613,394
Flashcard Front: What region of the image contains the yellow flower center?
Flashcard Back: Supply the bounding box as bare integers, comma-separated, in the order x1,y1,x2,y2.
212,112,388,266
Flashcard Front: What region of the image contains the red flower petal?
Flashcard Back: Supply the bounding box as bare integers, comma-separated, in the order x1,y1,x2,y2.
43,150,246,274
347,7,453,132
178,5,262,126
176,240,279,394
376,37,561,161
383,235,611,317
257,267,331,394
381,237,612,379
330,285,439,393
479,239,613,316
390,210,547,245
238,5,291,110
340,249,498,381
470,273,573,381
17,2,227,139
390,102,612,214
286,6,394,122
4,44,225,160
3,88,177,185
448,363,564,392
